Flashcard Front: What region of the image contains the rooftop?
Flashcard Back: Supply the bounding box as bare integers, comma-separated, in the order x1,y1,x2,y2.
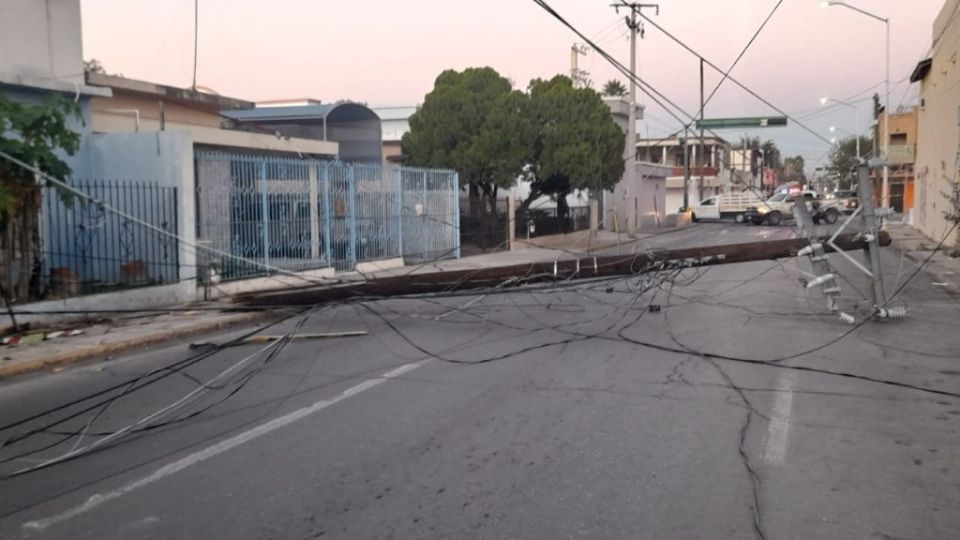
86,72,253,110
223,102,379,123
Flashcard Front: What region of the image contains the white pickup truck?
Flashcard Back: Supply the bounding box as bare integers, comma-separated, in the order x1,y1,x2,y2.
743,191,832,226
690,192,766,223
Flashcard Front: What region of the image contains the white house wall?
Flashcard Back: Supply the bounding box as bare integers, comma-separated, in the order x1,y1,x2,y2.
72,131,197,291
0,0,84,86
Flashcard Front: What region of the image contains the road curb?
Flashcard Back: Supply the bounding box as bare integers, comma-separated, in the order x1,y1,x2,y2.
0,311,275,381
580,224,701,254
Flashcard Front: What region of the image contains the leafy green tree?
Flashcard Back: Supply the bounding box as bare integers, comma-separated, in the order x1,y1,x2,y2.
402,67,532,216
520,76,625,216
827,135,873,189
0,95,81,309
781,155,806,184
761,140,782,173
602,79,627,97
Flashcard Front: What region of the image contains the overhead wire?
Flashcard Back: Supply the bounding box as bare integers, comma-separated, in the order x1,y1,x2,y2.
0,307,317,476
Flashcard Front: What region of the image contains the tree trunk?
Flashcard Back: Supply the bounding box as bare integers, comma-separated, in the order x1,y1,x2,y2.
468,182,482,219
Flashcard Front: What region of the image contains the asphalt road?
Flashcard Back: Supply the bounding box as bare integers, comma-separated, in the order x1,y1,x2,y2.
1,221,959,540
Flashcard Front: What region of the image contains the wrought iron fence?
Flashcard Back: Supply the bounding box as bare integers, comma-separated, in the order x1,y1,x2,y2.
26,181,180,303
195,151,460,280
517,206,590,238
459,198,509,255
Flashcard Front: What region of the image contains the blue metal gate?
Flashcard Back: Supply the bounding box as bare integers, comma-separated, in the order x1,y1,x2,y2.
195,151,459,280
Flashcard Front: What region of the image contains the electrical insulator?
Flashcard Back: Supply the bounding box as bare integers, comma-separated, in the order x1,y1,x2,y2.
838,312,856,325
877,305,908,320
805,273,836,289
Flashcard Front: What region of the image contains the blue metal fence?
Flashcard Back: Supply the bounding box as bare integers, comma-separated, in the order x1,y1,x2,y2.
194,151,459,280
35,181,179,301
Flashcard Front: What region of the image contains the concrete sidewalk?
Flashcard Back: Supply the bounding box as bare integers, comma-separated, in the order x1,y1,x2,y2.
0,308,279,380
886,222,960,294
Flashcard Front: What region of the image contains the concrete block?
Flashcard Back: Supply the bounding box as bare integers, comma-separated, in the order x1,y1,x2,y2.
205,267,337,300
665,212,692,228
639,214,660,229
355,257,405,274
4,281,195,330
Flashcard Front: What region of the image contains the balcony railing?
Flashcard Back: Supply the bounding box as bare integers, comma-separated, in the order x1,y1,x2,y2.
669,166,720,177
886,144,915,165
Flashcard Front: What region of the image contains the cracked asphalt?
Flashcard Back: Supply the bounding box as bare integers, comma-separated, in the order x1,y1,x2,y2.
1,221,958,539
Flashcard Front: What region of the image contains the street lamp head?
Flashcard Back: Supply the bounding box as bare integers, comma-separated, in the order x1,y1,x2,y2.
820,0,839,7
829,126,837,133
819,97,829,106
830,137,838,144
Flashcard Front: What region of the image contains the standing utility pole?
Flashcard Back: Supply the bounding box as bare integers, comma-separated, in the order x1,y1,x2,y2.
883,20,890,209
192,0,199,90
613,3,660,220
698,58,705,204
570,43,590,89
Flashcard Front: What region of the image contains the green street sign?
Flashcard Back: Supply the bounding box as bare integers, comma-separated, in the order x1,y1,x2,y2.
695,117,788,129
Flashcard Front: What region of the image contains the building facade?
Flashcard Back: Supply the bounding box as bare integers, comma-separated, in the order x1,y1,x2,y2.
910,0,960,245
373,105,418,164
636,136,732,213
224,102,383,163
873,107,918,218
0,0,110,143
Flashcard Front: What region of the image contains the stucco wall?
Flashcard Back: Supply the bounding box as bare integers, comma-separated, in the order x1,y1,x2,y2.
74,132,197,286
0,0,84,85
914,0,960,246
90,94,225,133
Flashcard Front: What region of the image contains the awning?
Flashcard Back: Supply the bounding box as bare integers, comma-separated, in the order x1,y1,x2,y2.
910,58,932,83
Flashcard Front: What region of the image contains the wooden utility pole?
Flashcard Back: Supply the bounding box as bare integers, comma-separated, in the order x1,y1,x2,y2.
238,233,891,306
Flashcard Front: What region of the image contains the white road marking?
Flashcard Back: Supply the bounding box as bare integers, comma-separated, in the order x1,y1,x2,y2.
22,360,431,534
760,371,797,465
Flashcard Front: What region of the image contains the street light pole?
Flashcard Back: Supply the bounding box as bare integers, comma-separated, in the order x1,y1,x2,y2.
884,19,890,209
822,97,862,158
821,0,890,208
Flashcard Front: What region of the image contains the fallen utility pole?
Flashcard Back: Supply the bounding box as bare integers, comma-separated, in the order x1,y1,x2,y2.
238,233,890,306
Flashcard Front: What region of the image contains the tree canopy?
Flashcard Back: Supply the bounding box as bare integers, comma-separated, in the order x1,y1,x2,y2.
403,69,624,217
781,155,806,184
402,67,532,214
827,134,873,189
0,95,80,209
0,94,80,311
521,76,624,213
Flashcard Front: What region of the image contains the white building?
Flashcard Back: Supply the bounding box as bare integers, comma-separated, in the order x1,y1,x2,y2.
373,105,418,164
636,136,733,213
603,96,668,230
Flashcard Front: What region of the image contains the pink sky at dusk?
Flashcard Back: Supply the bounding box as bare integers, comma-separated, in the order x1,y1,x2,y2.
80,0,944,164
